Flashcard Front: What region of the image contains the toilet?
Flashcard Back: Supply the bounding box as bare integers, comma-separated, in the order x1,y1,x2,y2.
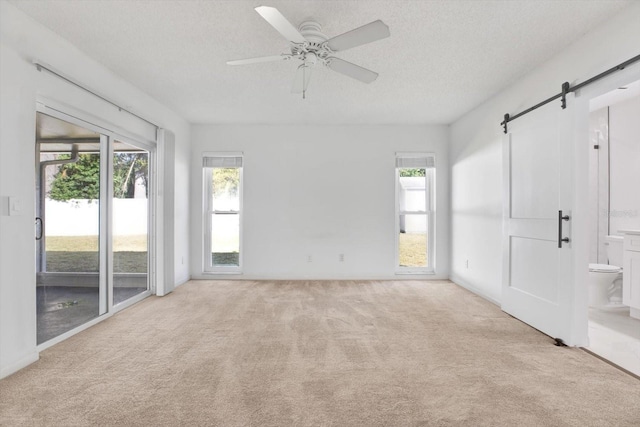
588,235,624,309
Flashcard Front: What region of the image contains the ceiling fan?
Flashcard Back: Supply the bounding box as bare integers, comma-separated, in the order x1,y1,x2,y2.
227,6,390,98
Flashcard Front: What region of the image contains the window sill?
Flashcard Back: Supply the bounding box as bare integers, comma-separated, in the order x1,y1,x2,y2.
202,270,242,275
395,269,435,275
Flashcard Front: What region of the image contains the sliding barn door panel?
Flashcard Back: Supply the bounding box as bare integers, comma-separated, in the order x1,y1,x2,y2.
509,115,559,220
509,236,559,303
502,97,574,342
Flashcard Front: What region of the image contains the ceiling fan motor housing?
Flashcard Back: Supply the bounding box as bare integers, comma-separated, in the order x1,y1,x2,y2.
298,21,327,43
292,21,331,63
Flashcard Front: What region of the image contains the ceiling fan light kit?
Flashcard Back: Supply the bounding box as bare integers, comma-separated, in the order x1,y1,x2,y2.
227,6,390,99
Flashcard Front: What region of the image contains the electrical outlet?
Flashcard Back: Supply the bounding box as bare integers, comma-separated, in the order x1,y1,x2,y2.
181,256,184,265
307,255,312,263
339,253,344,262
465,259,469,269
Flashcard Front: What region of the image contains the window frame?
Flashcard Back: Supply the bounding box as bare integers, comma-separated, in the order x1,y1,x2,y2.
395,153,436,274
202,152,243,274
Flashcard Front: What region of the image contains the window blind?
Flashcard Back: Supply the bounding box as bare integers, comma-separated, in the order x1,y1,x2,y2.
202,156,243,168
395,156,435,168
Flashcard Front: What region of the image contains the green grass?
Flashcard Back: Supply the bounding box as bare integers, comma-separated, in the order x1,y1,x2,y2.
45,234,427,271
212,252,239,266
46,235,147,252
399,233,428,267
46,252,147,273
45,235,147,273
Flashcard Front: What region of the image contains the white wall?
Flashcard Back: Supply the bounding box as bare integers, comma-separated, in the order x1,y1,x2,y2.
0,2,191,378
191,125,449,280
588,95,640,264
609,95,640,235
449,4,640,308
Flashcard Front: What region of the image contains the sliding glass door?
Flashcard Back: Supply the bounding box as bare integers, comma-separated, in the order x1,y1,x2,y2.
112,140,150,306
36,113,107,344
35,111,153,345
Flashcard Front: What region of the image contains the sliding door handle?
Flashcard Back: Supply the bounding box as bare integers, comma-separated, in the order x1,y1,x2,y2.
35,217,43,240
558,210,570,248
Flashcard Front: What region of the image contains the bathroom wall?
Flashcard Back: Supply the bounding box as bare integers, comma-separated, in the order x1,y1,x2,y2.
609,94,640,235
588,86,640,264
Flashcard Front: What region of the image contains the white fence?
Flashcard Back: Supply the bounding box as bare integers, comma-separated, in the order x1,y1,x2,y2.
45,199,148,236
45,181,425,236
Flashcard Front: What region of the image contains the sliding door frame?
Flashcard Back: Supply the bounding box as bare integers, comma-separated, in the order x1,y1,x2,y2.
35,101,157,350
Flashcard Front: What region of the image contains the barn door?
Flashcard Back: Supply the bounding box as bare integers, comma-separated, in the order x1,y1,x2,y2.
502,95,575,343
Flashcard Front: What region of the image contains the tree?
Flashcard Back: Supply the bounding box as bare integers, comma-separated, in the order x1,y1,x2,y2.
399,168,426,177
49,154,100,201
113,153,148,199
212,168,239,198
49,152,148,201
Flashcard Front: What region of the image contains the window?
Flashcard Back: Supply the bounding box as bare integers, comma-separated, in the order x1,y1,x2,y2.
395,154,435,273
203,154,243,273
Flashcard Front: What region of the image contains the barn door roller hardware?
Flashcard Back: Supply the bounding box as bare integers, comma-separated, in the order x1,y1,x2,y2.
500,54,640,134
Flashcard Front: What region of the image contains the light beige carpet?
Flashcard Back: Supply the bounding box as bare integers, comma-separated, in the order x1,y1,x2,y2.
1,280,639,426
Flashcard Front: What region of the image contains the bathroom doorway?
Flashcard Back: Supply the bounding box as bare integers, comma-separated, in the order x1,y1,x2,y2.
585,79,640,376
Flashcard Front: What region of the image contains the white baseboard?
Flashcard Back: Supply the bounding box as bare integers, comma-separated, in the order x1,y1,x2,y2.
156,275,190,296
449,274,501,306
190,274,450,281
156,276,191,297
0,351,39,380
175,275,190,287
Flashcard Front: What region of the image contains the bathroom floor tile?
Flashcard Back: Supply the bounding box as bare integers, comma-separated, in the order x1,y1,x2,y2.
588,307,640,376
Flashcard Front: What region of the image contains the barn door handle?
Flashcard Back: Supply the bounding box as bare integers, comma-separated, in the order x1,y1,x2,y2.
558,210,570,248
35,217,43,240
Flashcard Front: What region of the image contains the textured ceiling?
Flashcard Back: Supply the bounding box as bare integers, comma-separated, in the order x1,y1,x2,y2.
10,0,633,124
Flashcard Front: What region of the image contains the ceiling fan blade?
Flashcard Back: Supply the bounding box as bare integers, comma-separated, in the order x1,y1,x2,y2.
227,54,291,66
326,58,378,84
291,64,313,94
326,20,390,52
255,6,307,44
